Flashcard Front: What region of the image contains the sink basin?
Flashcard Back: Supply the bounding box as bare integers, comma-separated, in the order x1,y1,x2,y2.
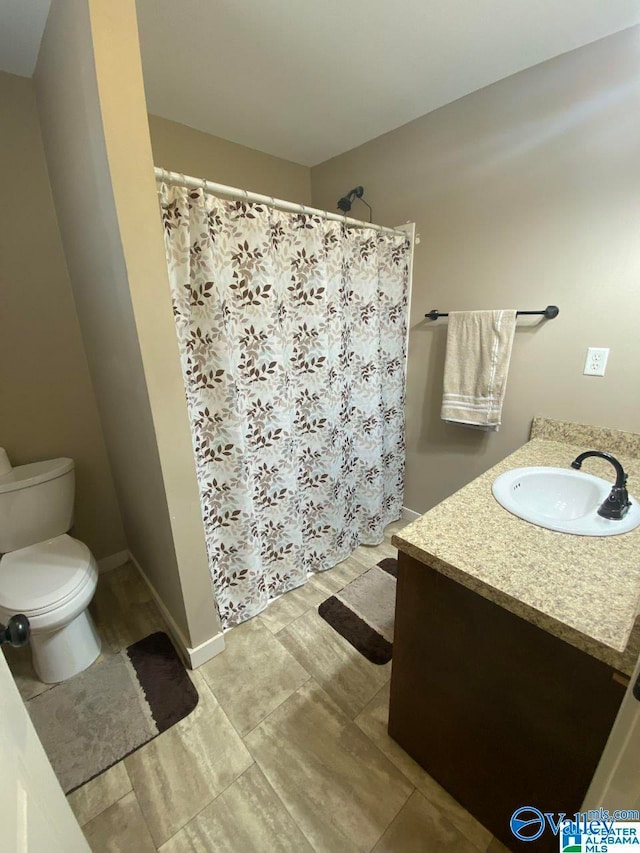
492,466,640,536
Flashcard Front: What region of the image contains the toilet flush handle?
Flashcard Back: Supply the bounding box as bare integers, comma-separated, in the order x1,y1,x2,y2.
0,614,30,648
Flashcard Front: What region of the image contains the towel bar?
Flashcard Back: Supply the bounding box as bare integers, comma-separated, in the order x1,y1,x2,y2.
425,305,559,321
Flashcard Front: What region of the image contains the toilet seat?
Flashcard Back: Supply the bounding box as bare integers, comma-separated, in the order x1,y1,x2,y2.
0,534,96,626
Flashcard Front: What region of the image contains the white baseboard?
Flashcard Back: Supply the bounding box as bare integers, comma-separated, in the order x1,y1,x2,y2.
187,631,226,669
401,506,421,522
97,550,130,573
127,551,225,669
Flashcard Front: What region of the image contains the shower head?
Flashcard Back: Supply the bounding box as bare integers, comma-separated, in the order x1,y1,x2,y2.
337,186,364,213
336,186,372,222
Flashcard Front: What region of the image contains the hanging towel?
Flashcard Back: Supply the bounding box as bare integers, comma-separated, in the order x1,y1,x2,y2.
441,309,517,431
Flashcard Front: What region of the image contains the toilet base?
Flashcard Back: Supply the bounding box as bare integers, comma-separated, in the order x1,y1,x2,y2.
32,607,101,683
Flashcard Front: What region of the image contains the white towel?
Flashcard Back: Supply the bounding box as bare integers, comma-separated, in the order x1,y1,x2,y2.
441,310,517,431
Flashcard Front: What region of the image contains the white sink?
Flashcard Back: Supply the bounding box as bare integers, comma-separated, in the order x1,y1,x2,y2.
492,466,640,536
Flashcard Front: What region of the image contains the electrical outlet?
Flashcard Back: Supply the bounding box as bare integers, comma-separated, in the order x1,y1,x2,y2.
584,347,609,376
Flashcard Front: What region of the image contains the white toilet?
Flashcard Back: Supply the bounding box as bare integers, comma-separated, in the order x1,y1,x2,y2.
0,448,101,683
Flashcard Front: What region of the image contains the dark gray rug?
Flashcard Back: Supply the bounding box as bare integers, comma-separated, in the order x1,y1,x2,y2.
318,558,397,664
27,632,198,793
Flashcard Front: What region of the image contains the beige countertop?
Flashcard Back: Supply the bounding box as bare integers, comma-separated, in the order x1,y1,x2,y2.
392,418,640,675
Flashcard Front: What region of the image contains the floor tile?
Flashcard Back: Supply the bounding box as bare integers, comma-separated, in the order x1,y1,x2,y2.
278,607,390,717
349,547,388,573
373,790,481,852
354,540,398,566
67,762,132,827
308,568,345,595
90,563,165,654
314,555,370,590
384,519,410,541
245,679,413,853
2,644,52,701
377,539,400,559
159,763,314,853
13,530,496,852
82,790,155,853
257,576,329,635
199,618,309,736
355,683,492,851
257,540,392,636
486,839,511,853
125,671,253,847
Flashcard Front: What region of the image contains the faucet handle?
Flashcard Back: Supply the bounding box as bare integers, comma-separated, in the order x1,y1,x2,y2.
598,485,632,521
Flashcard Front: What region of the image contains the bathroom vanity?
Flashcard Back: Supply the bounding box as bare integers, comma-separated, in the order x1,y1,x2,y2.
390,418,640,852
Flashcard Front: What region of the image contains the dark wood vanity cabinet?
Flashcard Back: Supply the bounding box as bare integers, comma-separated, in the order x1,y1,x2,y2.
388,552,626,852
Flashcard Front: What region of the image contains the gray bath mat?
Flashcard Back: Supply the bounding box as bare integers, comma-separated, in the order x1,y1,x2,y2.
27,632,198,793
318,558,397,664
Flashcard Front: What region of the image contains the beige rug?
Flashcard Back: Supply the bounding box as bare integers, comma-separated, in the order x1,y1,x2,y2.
318,558,397,664
27,632,198,793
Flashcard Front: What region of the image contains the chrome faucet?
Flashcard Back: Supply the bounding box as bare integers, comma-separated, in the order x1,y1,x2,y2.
571,450,631,520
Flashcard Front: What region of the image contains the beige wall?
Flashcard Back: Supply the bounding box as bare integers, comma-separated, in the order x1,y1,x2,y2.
311,27,640,514
35,0,221,650
148,114,311,204
0,70,126,561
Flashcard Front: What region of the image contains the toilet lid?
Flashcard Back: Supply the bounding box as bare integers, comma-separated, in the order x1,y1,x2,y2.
0,535,93,615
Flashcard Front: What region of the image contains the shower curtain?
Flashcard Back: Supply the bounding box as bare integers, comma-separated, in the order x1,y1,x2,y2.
160,183,410,628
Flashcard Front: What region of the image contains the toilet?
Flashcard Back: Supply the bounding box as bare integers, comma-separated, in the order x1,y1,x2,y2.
0,448,101,683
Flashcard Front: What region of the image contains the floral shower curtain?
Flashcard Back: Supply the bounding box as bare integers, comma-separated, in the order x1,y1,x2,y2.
160,183,410,628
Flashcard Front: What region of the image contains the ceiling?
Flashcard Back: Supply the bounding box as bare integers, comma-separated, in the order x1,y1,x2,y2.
135,0,640,165
1,1,639,166
0,0,51,77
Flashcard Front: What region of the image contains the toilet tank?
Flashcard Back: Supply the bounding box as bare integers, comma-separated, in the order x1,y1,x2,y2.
0,451,75,553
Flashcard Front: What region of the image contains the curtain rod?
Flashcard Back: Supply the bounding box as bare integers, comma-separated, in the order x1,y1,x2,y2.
154,167,408,238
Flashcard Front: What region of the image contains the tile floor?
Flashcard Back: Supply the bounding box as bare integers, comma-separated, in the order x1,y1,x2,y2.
4,521,510,852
